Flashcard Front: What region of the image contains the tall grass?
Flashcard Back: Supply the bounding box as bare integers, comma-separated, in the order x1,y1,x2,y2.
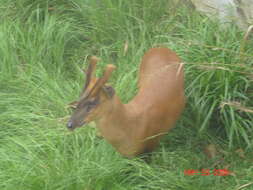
0,0,252,189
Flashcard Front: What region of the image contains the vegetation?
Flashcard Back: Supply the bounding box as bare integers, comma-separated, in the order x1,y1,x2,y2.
0,0,252,189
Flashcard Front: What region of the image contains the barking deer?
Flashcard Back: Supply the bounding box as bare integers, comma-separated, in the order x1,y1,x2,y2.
67,47,185,157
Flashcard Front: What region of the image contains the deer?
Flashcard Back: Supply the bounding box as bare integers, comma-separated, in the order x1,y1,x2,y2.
67,47,185,158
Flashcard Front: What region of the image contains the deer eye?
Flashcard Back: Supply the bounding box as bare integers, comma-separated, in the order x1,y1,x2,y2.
85,99,99,112
86,103,94,112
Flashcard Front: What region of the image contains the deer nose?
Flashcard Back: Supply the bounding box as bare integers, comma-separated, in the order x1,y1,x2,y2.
67,121,73,129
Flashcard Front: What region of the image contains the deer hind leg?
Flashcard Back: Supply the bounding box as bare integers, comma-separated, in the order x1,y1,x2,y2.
144,138,160,153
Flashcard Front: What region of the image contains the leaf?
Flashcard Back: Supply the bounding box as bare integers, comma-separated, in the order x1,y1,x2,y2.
235,148,245,158
123,41,129,56
204,144,217,159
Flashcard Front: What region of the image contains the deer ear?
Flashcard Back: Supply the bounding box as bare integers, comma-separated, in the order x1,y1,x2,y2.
68,101,79,109
102,86,115,98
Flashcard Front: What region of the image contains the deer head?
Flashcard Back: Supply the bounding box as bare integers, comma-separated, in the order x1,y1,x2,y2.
67,56,116,130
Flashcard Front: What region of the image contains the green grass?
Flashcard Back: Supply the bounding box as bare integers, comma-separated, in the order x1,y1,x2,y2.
0,0,253,189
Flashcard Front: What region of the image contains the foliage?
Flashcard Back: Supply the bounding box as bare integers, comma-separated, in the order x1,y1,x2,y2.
0,0,252,189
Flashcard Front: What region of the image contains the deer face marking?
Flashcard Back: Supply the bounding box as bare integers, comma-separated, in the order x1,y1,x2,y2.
67,56,115,130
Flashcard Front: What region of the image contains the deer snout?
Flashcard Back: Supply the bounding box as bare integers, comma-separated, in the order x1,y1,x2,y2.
67,121,73,129
66,119,86,130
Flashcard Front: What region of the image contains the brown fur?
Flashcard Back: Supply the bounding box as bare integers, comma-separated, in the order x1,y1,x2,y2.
68,47,185,157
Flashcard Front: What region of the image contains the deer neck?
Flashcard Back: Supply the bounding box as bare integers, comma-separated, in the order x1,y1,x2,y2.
95,95,137,150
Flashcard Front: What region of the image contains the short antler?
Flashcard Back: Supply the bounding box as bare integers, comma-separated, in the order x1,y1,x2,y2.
88,64,116,97
83,56,99,91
